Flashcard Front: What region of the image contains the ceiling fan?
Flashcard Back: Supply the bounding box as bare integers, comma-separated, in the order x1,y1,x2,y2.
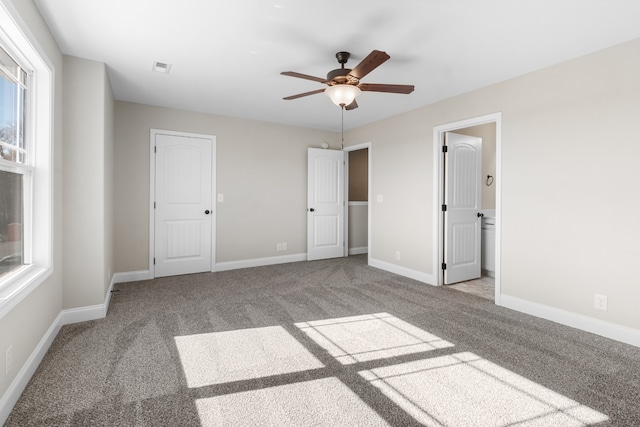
281,50,414,110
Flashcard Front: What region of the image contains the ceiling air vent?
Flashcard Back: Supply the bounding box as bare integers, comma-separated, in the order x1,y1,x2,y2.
152,61,172,74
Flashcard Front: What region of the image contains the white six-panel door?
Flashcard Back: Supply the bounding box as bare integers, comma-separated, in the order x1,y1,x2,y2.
444,132,482,284
154,132,214,277
307,148,345,261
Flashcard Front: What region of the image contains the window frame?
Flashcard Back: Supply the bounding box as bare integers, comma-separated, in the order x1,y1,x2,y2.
0,46,27,164
0,1,54,319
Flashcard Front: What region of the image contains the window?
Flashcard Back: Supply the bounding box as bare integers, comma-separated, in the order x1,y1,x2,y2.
0,1,53,316
0,44,27,278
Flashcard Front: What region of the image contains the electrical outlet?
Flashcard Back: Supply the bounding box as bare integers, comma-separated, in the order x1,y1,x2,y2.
6,346,13,376
395,250,401,260
276,243,282,251
594,294,608,311
282,242,287,251
377,194,384,203
217,193,224,202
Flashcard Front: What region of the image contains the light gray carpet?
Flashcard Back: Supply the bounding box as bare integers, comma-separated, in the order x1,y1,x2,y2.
6,255,640,426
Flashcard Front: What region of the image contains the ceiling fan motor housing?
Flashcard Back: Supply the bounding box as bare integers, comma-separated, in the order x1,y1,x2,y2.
328,51,357,85
327,68,352,84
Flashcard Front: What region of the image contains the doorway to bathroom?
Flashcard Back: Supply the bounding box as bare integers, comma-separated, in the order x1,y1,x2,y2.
434,113,501,303
344,142,371,261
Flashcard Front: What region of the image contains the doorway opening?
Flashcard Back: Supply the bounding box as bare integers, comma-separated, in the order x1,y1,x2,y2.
343,142,371,263
433,113,501,304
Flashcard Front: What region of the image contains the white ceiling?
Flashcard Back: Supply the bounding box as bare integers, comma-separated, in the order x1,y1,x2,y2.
34,0,640,131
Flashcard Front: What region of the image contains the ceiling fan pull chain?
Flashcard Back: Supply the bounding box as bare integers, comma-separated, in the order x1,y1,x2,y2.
341,106,344,150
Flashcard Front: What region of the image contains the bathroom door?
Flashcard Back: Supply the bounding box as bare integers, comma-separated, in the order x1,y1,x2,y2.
443,132,482,284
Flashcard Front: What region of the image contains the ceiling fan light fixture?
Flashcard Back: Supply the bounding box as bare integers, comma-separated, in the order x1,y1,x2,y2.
325,84,361,107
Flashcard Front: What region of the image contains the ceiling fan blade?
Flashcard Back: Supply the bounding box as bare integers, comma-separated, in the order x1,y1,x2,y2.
345,99,358,110
283,88,326,100
280,71,327,83
348,50,390,80
358,83,415,94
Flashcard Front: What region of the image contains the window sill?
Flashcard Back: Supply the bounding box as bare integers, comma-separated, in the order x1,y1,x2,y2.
0,264,52,320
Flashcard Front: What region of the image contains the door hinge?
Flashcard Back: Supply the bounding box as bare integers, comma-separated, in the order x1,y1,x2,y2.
153,258,156,265
154,146,157,153
442,145,448,153
441,262,447,270
154,202,156,209
441,204,447,212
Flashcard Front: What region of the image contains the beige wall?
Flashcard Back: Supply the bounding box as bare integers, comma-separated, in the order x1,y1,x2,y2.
347,109,434,271
346,37,640,331
62,55,114,308
348,149,368,201
114,102,339,271
455,123,496,209
348,205,368,250
0,0,64,402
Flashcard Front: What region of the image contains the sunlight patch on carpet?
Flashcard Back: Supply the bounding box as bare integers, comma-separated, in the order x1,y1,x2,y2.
295,312,454,364
175,326,324,388
359,351,609,427
195,377,390,427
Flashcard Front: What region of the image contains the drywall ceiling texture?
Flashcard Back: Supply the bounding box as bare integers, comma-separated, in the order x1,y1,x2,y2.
33,0,640,131
345,37,640,330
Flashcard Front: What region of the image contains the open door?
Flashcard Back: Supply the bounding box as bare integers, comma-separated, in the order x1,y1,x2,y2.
443,132,482,284
307,148,345,261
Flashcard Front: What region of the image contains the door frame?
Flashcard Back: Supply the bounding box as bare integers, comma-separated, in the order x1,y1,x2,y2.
149,129,217,278
343,142,372,263
433,113,502,304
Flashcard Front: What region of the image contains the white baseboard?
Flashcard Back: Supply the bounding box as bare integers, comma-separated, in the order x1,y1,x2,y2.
0,311,64,425
216,253,307,272
500,294,640,348
113,270,151,284
348,247,368,256
368,257,435,285
0,274,119,424
61,274,115,325
482,269,495,278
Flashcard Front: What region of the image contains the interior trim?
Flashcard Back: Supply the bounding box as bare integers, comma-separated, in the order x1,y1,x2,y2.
348,247,368,256
369,257,435,285
501,294,640,348
216,253,307,272
0,311,63,425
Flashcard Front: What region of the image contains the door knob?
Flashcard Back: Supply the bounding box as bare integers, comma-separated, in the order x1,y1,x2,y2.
477,212,484,217
309,208,315,212
205,210,210,215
